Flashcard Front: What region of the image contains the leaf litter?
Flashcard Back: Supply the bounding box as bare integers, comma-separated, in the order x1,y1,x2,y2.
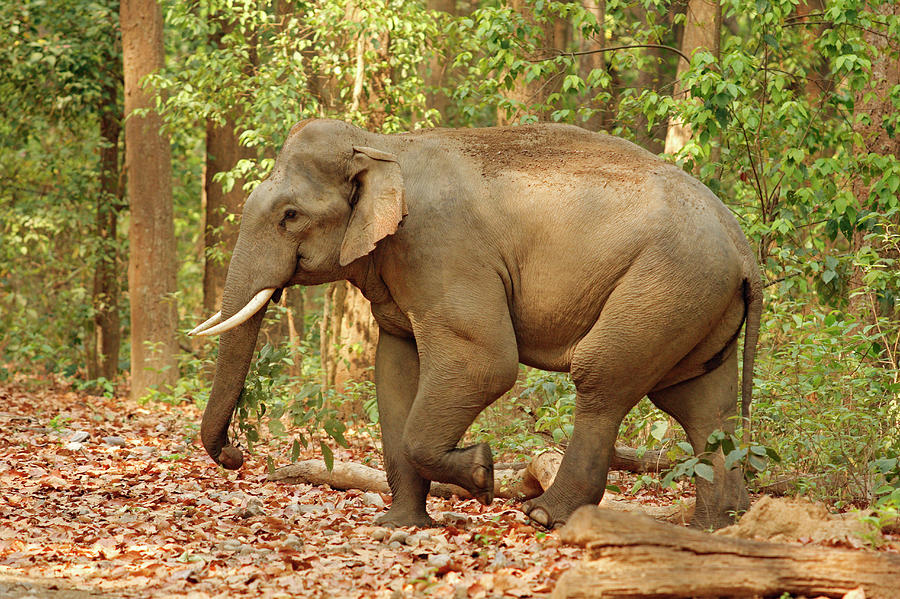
0,379,582,598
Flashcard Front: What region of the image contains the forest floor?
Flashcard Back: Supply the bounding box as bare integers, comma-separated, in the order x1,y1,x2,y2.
0,377,896,599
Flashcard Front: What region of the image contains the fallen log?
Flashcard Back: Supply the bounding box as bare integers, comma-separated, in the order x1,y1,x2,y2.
610,444,672,473
553,506,900,599
270,455,693,523
268,459,541,501
524,450,693,524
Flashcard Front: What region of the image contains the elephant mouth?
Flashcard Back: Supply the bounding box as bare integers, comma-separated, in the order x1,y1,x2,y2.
189,287,278,337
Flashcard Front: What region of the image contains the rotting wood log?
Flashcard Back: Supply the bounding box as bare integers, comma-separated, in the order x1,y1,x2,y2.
552,506,900,599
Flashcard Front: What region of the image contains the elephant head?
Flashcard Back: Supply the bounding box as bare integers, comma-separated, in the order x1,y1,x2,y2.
189,119,407,470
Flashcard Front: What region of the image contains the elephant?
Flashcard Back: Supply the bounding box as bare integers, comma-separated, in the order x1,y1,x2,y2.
190,118,762,531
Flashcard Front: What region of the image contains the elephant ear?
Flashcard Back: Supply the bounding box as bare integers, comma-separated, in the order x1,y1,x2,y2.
339,145,408,267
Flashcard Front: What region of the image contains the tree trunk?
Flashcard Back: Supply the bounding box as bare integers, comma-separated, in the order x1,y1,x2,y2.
320,282,378,396
577,0,606,132
664,0,721,155
554,506,900,599
203,15,256,317
421,0,458,123
283,286,305,378
848,3,900,320
497,0,570,125
632,2,666,153
203,116,250,316
121,0,179,399
87,72,123,382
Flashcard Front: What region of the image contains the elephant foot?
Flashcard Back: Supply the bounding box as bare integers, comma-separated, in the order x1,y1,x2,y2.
375,506,436,529
459,442,494,506
691,479,750,531
521,494,576,529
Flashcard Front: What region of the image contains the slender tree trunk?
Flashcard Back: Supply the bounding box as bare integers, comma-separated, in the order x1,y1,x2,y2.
422,0,458,123
346,2,392,130
848,3,900,320
121,0,179,399
664,0,721,155
497,0,570,125
203,16,256,316
283,287,304,377
321,281,377,395
88,73,123,381
626,1,666,153
204,117,249,316
577,0,606,131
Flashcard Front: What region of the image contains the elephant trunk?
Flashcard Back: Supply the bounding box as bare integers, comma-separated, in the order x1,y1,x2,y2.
200,256,271,470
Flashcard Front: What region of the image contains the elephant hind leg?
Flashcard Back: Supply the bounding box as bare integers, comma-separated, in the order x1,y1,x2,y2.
523,260,738,528
649,348,749,530
522,399,636,528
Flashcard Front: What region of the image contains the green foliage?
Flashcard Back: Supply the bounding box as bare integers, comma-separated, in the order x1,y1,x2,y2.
233,340,373,469
754,295,899,504
152,0,442,189
0,0,125,380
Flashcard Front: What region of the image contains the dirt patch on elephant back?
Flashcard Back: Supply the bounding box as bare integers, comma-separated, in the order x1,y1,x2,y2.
716,495,879,548
416,124,662,181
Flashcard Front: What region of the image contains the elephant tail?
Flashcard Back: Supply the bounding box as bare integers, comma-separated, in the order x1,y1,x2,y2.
741,275,762,447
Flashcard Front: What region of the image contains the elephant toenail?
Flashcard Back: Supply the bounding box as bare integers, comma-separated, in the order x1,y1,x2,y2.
475,490,493,506
473,465,489,489
529,507,550,527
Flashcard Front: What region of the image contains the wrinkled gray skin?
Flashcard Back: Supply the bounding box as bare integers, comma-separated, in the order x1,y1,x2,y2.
201,118,761,530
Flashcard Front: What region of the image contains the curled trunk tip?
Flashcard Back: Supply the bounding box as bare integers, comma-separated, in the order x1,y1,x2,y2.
219,445,244,469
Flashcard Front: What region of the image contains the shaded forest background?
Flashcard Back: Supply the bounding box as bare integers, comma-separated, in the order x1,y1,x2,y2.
0,0,898,517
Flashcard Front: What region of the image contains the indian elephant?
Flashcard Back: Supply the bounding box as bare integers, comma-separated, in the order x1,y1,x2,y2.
190,118,762,530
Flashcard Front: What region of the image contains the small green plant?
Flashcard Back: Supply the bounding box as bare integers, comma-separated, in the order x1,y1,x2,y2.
655,430,780,490
73,376,116,398
228,341,366,471
47,414,71,433
862,454,900,538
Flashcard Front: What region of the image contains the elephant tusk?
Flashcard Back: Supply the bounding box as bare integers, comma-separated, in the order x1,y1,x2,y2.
188,311,222,336
193,288,276,337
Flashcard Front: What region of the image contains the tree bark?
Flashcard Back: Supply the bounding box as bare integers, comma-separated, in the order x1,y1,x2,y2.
87,70,123,381
320,281,378,396
631,2,666,153
553,506,900,599
203,116,250,316
203,14,257,317
422,0,458,123
121,0,179,399
664,0,721,155
848,3,900,320
283,286,305,377
577,0,606,131
497,0,570,125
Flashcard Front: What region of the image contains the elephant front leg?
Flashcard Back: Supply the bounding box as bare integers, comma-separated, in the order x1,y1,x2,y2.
401,318,519,506
374,332,434,528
